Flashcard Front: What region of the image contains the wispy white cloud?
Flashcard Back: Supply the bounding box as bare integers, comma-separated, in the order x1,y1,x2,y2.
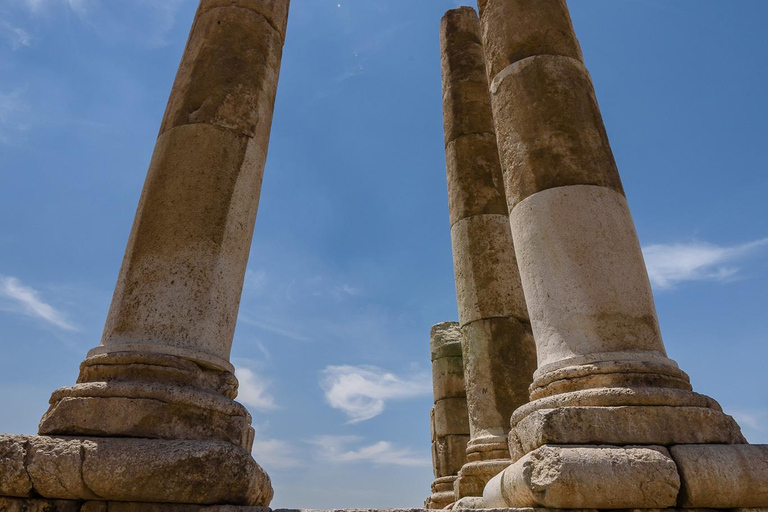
643,238,768,289
234,364,277,411
727,408,768,444
238,315,311,342
252,437,303,469
309,435,430,467
25,0,89,17
321,365,431,423
1,22,31,50
0,275,77,331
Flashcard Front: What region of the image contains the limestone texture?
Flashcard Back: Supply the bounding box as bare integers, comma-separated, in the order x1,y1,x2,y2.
477,0,583,80
441,9,535,498
427,323,470,509
671,444,768,508
0,436,32,498
513,406,746,455
483,445,680,509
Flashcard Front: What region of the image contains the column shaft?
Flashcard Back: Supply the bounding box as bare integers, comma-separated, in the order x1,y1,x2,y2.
25,1,291,506
440,6,537,500
426,323,470,510
477,1,752,508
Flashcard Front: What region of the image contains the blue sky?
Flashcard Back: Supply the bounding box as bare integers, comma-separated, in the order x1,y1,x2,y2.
1,0,767,508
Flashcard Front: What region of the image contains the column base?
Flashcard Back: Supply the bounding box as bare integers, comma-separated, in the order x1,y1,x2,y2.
0,435,272,506
425,476,457,510
454,460,510,499
39,352,255,450
483,444,768,509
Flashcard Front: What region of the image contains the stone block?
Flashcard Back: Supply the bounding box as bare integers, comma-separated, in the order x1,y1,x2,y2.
432,355,466,400
509,186,662,370
461,317,536,438
433,398,471,437
445,135,508,227
440,7,495,145
491,56,622,210
451,215,528,325
514,406,746,453
82,438,272,506
455,459,511,499
430,322,463,360
39,395,252,448
482,445,680,509
160,6,284,140
479,0,583,80
197,0,290,39
671,444,768,508
99,124,266,369
26,436,98,500
0,435,32,497
433,434,470,478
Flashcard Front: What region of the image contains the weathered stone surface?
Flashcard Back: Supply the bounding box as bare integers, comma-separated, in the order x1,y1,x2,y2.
478,0,583,80
529,359,692,400
82,439,272,505
432,356,466,400
510,186,664,371
197,0,290,39
0,435,32,497
490,55,622,210
440,7,495,145
96,124,266,370
430,322,463,360
0,497,80,512
433,435,471,477
26,436,98,500
160,6,285,140
451,497,484,510
455,460,511,499
80,503,107,512
671,444,768,508
445,135,508,227
77,352,238,399
39,395,252,449
483,445,679,508
513,406,746,454
451,215,527,326
433,398,471,437
461,317,535,442
510,387,723,427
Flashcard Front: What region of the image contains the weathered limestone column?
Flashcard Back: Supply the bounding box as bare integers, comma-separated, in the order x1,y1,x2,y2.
0,0,289,507
440,7,538,502
476,0,765,509
425,323,470,509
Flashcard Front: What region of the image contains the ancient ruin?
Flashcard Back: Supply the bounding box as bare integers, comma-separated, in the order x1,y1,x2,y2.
2,0,767,510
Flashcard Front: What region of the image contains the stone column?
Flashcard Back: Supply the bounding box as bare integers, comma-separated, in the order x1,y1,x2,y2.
440,7,538,501
425,323,470,509
477,1,759,509
0,0,289,507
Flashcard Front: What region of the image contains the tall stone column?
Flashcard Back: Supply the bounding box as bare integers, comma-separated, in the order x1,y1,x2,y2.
477,1,765,509
0,0,289,507
425,323,470,509
440,7,538,502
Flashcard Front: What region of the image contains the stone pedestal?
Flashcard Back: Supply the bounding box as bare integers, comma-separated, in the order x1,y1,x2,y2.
425,323,470,510
476,0,766,509
0,0,289,507
440,7,537,501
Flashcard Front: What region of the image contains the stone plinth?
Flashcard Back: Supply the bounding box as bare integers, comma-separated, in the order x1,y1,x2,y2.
476,0,763,508
1,0,290,507
426,323,470,510
440,6,537,501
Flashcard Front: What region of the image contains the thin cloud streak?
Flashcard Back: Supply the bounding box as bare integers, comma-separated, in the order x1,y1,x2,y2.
309,435,430,467
252,438,302,469
234,365,277,411
321,365,431,423
643,238,768,289
0,275,78,331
